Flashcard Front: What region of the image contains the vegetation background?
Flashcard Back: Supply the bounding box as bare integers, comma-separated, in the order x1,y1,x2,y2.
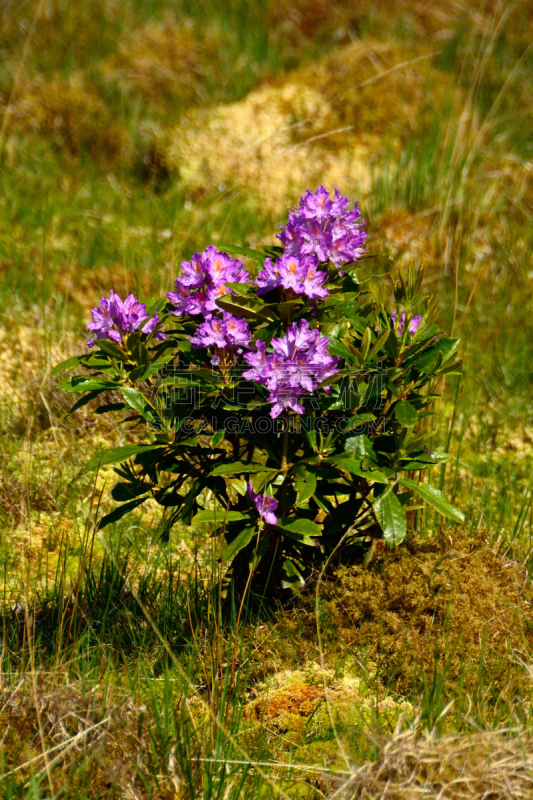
2,1,533,797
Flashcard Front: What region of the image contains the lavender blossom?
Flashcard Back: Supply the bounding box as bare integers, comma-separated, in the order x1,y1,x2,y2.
247,483,278,526
243,319,340,418
87,291,164,347
167,247,250,318
190,312,251,353
277,186,367,268
392,311,423,338
255,253,328,301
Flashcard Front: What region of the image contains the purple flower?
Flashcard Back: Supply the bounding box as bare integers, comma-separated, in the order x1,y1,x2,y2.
247,483,278,526
409,316,423,335
242,340,270,383
255,258,282,294
167,247,250,319
256,253,328,301
392,311,423,338
276,186,367,268
190,316,228,349
190,312,251,353
299,185,333,222
300,260,329,299
243,319,340,418
271,318,318,357
86,290,121,347
87,290,164,347
223,313,251,349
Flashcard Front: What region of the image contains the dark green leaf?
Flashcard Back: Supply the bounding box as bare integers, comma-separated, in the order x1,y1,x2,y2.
111,482,150,502
294,469,317,507
192,509,249,525
94,402,126,414
95,340,125,360
86,444,163,470
373,486,407,546
51,355,86,377
211,461,269,477
215,293,277,322
222,525,258,562
97,498,146,531
66,390,102,416
59,377,119,393
121,387,156,423
399,478,465,522
395,400,418,427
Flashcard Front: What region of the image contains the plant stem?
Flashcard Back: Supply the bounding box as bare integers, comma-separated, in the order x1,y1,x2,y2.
281,414,289,470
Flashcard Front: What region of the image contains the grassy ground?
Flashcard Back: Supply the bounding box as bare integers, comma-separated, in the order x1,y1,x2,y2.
2,0,533,797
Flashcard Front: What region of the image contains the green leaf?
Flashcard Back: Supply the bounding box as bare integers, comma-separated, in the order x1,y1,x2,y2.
330,456,389,484
395,400,418,427
111,482,150,502
416,338,460,373
328,337,359,362
281,559,305,591
215,293,277,322
86,444,162,470
97,498,146,531
211,461,269,477
59,377,119,393
192,509,249,525
65,389,102,416
121,386,156,423
129,341,150,381
224,282,255,296
360,328,372,361
277,517,322,545
373,486,407,546
345,434,377,462
399,478,465,522
368,329,390,361
95,340,125,360
51,355,86,377
93,402,126,414
222,525,258,562
211,428,225,448
294,469,317,507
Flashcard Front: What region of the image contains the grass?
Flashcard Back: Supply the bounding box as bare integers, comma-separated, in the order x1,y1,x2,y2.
2,0,533,796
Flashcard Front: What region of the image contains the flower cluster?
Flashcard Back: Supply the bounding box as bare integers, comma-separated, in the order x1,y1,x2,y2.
87,290,164,348
168,246,252,362
255,253,328,300
243,319,340,417
392,311,423,337
277,186,367,268
167,246,250,319
247,483,278,526
190,312,251,363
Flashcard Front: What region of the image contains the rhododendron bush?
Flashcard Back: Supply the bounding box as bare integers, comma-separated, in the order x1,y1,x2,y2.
55,187,463,593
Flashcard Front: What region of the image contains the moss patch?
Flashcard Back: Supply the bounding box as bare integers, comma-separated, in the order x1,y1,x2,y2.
320,532,533,694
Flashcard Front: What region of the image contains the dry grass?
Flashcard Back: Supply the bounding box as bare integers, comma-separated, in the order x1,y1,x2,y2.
0,673,170,798
333,727,533,799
